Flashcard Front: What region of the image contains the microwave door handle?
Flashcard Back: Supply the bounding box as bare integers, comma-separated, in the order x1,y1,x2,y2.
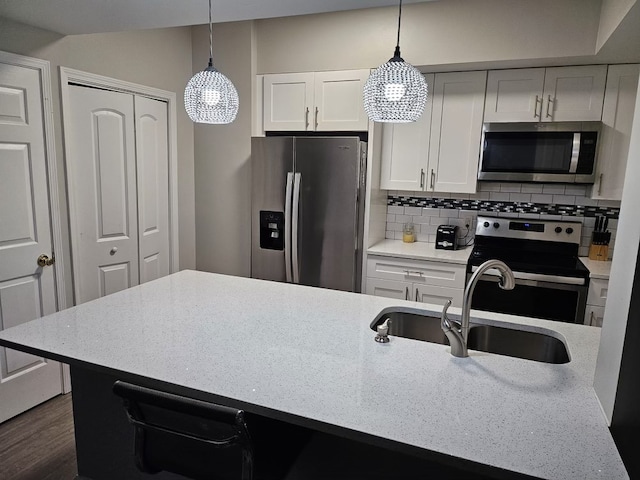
284,172,294,282
292,173,302,284
569,133,580,173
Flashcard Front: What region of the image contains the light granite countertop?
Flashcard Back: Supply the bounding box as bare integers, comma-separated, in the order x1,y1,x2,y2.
367,239,472,264
0,270,627,479
580,257,613,280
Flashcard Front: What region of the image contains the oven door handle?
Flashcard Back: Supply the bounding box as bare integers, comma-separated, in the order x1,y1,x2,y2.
471,266,586,286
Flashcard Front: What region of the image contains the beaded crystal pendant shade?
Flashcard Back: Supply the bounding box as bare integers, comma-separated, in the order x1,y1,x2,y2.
184,0,238,124
363,0,428,123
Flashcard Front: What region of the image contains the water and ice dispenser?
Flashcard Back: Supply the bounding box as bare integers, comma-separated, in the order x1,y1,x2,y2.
259,211,284,250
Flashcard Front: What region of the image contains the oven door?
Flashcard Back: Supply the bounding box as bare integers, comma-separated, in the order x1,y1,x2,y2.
469,274,587,324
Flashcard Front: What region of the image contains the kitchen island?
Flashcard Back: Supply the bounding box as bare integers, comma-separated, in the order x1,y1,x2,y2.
0,270,627,479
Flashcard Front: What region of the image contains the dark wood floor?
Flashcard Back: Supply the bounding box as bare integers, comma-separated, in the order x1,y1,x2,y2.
0,394,77,480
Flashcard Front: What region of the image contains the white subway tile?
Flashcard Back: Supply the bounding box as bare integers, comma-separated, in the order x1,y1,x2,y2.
510,193,532,203
404,206,422,215
597,200,622,208
386,214,396,223
430,216,444,225
540,214,563,220
553,195,576,205
489,192,511,201
565,185,587,196
395,214,411,223
422,224,438,234
478,182,502,192
500,183,522,193
579,246,589,257
583,217,596,227
394,231,405,240
542,185,566,195
575,196,599,206
469,192,491,200
388,205,404,214
412,215,430,225
518,213,541,219
428,234,437,243
385,231,395,239
531,194,553,204
441,209,459,217
521,184,543,194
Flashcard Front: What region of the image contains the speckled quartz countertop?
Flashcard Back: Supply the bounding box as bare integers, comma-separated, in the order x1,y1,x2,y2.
367,239,472,264
580,257,613,280
0,270,627,479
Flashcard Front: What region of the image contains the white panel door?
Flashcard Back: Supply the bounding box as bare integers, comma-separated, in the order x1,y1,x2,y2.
542,65,607,122
380,74,434,191
68,85,139,303
135,96,170,283
263,73,314,131
365,278,411,300
484,68,546,122
314,70,369,131
429,71,487,194
0,61,62,423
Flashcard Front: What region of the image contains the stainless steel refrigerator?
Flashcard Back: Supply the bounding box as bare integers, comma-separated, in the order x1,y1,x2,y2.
251,136,367,292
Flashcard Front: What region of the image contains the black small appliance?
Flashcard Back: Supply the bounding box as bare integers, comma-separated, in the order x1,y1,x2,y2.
436,225,459,250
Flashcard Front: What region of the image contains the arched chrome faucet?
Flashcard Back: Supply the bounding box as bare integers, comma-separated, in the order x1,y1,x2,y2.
441,259,515,358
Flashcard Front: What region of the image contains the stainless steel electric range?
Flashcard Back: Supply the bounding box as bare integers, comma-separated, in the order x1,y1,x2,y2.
468,216,589,324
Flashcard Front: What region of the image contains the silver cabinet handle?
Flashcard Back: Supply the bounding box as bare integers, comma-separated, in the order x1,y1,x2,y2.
534,95,542,119
292,173,302,284
590,311,595,326
284,172,294,282
305,107,309,130
420,169,425,189
315,106,319,130
430,169,435,190
546,95,554,118
405,286,410,300
598,173,603,195
403,270,424,277
415,288,419,302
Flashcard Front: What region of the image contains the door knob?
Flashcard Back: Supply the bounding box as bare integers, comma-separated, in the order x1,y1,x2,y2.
37,254,55,267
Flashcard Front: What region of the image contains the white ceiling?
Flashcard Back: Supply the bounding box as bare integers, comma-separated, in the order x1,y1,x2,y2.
0,0,436,35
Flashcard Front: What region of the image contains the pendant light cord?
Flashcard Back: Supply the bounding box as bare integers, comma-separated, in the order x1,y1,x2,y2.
396,0,402,49
208,0,214,66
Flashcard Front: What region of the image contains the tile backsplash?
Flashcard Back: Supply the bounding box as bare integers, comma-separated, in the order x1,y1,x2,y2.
385,182,620,259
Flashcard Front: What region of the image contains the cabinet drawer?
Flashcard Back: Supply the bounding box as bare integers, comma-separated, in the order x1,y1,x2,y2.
367,256,466,288
587,278,608,307
365,278,411,300
415,284,463,309
584,305,605,327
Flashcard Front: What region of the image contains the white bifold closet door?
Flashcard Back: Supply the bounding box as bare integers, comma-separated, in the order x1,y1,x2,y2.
67,85,170,304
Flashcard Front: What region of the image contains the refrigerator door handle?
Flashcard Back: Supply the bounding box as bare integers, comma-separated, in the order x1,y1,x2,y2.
292,172,302,284
284,172,294,283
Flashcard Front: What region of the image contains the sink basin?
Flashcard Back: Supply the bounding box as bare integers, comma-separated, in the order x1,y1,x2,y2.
371,310,569,364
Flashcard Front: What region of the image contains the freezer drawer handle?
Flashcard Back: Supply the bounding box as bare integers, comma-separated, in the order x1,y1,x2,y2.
284,172,294,282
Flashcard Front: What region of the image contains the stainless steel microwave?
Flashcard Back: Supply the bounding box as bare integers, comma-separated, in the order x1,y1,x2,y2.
478,122,600,183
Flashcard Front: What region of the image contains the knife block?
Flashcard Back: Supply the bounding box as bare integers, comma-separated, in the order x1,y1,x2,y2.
588,243,609,261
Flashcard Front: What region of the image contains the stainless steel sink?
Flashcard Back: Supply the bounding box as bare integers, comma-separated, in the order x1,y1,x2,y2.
371,311,570,364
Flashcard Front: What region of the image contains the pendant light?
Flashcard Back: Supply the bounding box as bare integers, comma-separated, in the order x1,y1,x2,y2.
184,0,239,124
363,0,428,123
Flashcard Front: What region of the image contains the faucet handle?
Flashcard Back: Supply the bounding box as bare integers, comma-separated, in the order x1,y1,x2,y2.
440,300,453,330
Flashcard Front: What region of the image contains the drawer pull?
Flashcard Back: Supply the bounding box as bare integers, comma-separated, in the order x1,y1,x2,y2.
405,286,410,300
404,270,424,277
415,288,419,302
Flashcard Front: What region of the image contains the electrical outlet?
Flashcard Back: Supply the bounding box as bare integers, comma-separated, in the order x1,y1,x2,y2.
463,216,472,229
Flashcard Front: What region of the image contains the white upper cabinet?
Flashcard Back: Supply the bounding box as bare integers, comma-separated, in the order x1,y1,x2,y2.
592,64,640,201
263,70,369,132
380,71,486,194
428,71,487,194
379,74,434,191
484,65,607,122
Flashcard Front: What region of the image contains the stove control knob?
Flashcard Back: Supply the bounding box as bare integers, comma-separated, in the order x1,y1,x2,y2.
555,226,562,233
483,221,490,228
566,227,574,234
493,222,500,229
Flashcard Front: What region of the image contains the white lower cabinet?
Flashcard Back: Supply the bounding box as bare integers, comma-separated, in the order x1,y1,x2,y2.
584,277,608,327
366,256,466,308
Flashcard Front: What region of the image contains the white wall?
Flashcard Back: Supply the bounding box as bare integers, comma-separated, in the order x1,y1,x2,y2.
0,17,196,307
594,78,640,422
193,21,254,276
255,0,602,74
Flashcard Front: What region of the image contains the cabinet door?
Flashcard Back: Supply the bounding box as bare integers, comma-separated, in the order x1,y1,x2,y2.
592,64,640,200
428,71,487,194
587,278,609,307
366,255,466,288
415,284,463,309
314,70,369,131
585,305,605,327
380,74,434,191
263,73,314,131
484,68,545,122
365,277,411,300
542,65,607,122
